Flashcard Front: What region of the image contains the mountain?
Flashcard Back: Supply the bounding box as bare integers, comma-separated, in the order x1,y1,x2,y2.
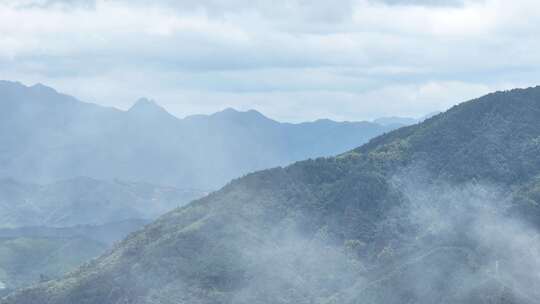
0,219,150,246
374,111,440,127
0,173,202,294
373,116,418,126
0,220,150,295
4,86,540,304
0,80,407,190
0,176,196,294
0,177,204,228
0,236,107,297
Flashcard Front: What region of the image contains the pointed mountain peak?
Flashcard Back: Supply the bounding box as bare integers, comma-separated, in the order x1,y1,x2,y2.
128,98,176,120
31,82,53,89
129,98,166,113
29,82,59,95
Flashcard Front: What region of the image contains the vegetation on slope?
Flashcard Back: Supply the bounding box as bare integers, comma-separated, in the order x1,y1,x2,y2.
4,87,540,304
0,236,106,296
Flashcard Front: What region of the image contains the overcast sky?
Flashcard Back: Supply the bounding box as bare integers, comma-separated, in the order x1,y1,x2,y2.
1,0,539,122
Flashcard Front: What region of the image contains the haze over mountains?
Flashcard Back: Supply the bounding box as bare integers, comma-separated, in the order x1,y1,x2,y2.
0,176,199,294
0,177,201,228
1,0,537,302
0,80,419,190
0,235,107,296
0,80,426,296
5,86,540,304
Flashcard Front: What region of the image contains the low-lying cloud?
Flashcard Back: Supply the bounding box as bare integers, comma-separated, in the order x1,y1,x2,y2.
383,171,540,303
196,168,540,303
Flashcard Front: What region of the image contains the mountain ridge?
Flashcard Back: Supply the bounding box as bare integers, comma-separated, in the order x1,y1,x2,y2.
0,80,412,190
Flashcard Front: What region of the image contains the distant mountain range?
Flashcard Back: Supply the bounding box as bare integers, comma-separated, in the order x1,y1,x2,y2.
6,86,540,304
373,111,439,127
0,80,420,190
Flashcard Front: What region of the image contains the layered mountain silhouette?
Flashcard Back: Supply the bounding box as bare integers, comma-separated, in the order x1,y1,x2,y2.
0,80,409,190
4,86,540,304
0,80,419,297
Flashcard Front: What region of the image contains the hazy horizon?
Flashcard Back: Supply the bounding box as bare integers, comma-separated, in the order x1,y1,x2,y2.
1,0,539,122
1,79,440,123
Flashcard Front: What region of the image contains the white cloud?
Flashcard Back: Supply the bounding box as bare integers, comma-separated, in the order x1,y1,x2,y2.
0,0,539,121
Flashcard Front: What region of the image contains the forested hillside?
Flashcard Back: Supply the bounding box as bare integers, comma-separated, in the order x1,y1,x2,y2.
5,87,540,303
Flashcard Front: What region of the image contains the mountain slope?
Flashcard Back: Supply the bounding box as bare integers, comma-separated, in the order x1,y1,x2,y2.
0,236,107,296
0,219,150,246
0,80,404,190
0,220,151,295
6,87,540,304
